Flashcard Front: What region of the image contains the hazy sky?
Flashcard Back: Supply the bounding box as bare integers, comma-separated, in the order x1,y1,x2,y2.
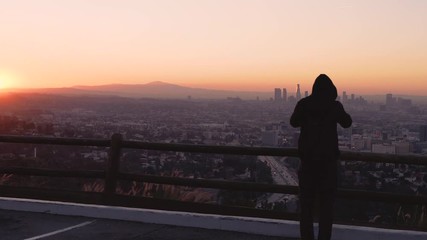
0,0,426,94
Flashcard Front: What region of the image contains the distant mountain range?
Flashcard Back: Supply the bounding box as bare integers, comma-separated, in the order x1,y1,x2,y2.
2,81,271,100
3,81,427,103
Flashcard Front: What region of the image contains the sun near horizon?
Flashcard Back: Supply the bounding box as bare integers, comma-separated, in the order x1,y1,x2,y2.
0,70,21,89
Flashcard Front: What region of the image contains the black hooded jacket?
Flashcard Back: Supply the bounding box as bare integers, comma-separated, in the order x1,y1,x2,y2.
290,74,352,161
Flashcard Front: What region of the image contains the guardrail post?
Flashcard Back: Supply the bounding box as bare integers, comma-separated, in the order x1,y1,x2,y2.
104,133,123,195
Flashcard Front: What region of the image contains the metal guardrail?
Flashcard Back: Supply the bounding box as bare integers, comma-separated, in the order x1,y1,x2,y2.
0,134,426,231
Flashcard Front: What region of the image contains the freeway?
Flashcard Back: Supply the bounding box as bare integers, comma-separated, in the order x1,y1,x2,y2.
258,156,298,210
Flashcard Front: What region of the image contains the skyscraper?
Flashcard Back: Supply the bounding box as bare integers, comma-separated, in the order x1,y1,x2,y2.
296,84,302,101
343,91,348,103
386,94,394,106
274,88,282,101
282,88,287,102
305,91,309,98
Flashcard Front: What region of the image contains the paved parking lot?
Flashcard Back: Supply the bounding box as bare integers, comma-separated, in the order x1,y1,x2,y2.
0,209,295,240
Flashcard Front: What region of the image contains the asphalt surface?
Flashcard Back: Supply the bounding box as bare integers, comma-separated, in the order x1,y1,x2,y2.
0,209,296,240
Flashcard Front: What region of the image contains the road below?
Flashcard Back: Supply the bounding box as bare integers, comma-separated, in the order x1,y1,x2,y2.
258,156,299,211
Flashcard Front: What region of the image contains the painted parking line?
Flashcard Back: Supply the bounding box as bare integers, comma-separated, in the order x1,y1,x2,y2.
23,220,97,240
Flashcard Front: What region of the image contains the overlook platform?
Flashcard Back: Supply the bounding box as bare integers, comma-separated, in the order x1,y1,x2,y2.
0,209,288,240
1,197,426,240
1,197,294,240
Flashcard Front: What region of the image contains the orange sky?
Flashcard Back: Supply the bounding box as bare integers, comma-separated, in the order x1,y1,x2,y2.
1,1,426,95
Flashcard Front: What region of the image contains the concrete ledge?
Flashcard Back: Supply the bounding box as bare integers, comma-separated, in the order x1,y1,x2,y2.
0,197,426,240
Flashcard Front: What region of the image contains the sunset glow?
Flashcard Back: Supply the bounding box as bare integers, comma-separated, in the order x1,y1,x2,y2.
0,70,19,89
0,1,426,95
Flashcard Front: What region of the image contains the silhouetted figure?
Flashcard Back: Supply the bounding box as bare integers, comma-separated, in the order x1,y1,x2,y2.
290,74,352,240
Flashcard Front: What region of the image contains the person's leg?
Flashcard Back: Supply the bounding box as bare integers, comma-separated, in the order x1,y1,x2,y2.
317,191,334,240
317,161,338,240
299,194,315,240
298,167,316,240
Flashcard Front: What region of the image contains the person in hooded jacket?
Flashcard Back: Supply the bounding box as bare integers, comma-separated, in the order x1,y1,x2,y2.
290,74,352,240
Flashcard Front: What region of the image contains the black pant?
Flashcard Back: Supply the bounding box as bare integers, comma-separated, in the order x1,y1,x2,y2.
298,159,337,240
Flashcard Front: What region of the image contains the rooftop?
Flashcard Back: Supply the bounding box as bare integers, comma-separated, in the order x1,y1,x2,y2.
1,197,427,240
0,209,288,240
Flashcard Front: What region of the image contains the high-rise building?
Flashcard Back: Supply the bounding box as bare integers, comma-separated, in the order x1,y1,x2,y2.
343,91,348,103
397,97,412,106
282,88,287,102
304,91,309,98
386,94,395,106
262,130,278,146
420,125,427,142
274,88,282,101
296,84,302,101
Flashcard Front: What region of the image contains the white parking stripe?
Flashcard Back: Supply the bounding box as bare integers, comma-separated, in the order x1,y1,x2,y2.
24,220,97,240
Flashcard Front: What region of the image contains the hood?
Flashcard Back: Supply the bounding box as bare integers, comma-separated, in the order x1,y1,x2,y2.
311,74,337,101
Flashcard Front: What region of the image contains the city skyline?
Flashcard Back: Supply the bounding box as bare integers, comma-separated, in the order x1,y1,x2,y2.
1,79,426,104
1,1,426,94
